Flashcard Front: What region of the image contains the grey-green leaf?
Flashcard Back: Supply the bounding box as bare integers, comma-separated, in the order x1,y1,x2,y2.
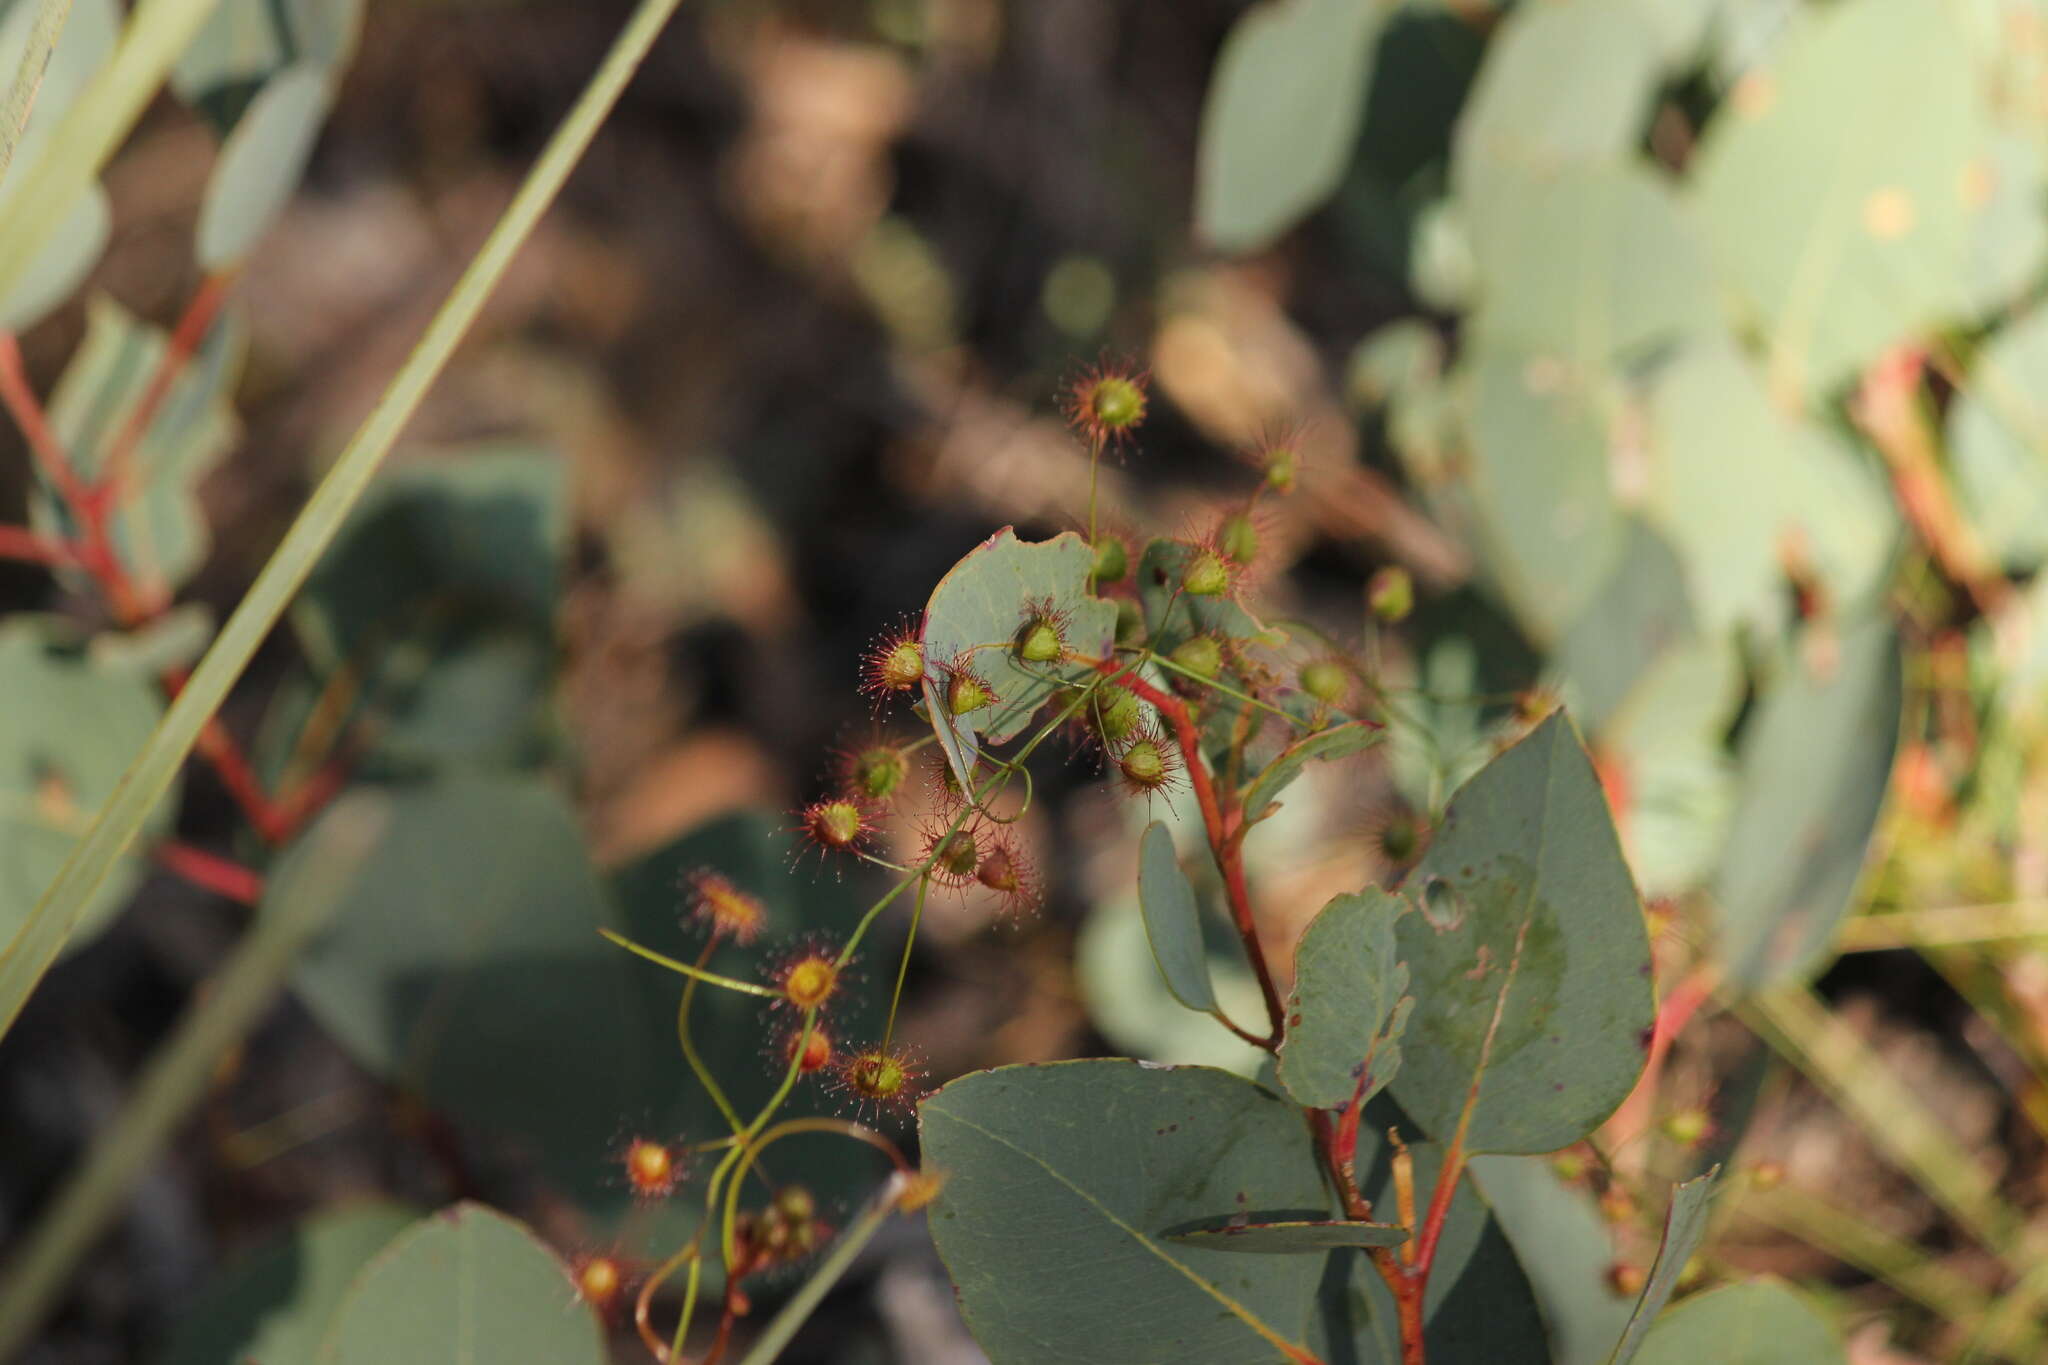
1137,820,1217,1013
1468,1154,1632,1365
1391,712,1653,1154
172,0,362,132
157,1202,416,1365
196,60,335,268
1631,1281,1844,1365
1713,615,1903,993
0,616,175,953
1194,0,1388,253
1168,1217,1407,1253
1690,0,1995,399
1608,1169,1720,1365
1949,298,2048,570
271,775,671,1222
1243,720,1382,823
41,293,245,596
1278,887,1409,1110
919,527,1117,790
314,1203,606,1365
921,1060,1333,1365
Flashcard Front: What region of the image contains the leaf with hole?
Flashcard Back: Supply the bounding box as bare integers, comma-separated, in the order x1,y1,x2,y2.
1390,711,1653,1154
1277,887,1410,1110
314,1203,606,1365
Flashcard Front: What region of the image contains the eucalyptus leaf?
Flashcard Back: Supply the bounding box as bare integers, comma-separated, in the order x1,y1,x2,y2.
40,293,245,597
314,1203,606,1365
158,1202,416,1365
1949,298,2048,570
1690,0,1999,399
1195,0,1389,252
195,60,335,269
0,616,174,953
921,1060,1335,1364
1243,721,1382,823
1608,1169,1720,1365
1630,1281,1844,1365
1169,1217,1407,1253
172,0,362,133
1137,820,1217,1013
1468,1155,1632,1365
1713,615,1903,993
0,0,116,331
1390,712,1653,1154
1278,888,1410,1110
271,775,673,1225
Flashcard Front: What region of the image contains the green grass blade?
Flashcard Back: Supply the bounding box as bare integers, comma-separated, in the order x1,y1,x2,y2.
0,0,74,185
0,0,219,303
0,0,689,1038
1743,985,2025,1263
0,799,385,1356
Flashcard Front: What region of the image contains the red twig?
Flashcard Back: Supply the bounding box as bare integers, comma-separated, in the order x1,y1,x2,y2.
0,524,72,567
160,664,292,844
153,840,265,905
92,271,236,511
1092,658,1286,1042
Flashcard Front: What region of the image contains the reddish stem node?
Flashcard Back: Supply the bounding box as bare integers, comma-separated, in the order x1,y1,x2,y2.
153,840,265,905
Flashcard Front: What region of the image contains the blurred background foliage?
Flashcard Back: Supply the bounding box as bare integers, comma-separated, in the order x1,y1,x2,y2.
11,0,2048,1360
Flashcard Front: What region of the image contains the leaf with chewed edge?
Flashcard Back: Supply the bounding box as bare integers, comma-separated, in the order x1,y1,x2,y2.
919,527,1116,791
1278,888,1411,1110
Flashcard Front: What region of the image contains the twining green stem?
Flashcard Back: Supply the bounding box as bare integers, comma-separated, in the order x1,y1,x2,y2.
0,801,383,1357
0,0,694,1039
731,1173,913,1365
882,876,929,1051
678,945,747,1137
600,928,780,998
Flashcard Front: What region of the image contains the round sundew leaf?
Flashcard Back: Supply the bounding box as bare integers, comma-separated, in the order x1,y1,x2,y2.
1167,1218,1408,1253
1389,711,1654,1155
1689,0,1996,400
1630,1280,1844,1365
1137,820,1217,1013
313,1204,606,1365
1194,0,1390,253
1277,887,1410,1111
196,61,335,269
918,527,1117,792
921,1060,1336,1365
157,1202,417,1365
0,615,175,953
1712,614,1904,993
